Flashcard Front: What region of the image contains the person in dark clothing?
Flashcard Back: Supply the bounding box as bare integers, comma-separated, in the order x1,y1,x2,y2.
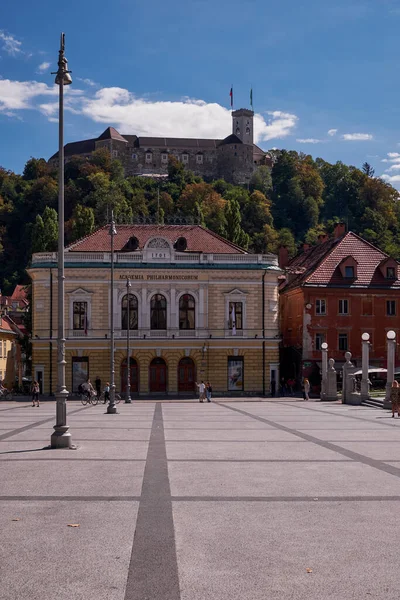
271,379,276,397
280,377,286,397
95,376,101,397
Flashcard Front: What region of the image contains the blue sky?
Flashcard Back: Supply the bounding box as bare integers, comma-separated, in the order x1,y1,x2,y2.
2,0,400,185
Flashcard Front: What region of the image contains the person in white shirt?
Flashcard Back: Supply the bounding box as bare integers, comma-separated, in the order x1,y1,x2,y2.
196,381,206,403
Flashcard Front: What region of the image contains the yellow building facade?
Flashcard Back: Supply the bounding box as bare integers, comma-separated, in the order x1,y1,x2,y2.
28,225,281,396
0,317,17,387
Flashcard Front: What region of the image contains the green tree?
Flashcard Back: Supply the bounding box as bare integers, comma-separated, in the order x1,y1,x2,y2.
71,204,95,241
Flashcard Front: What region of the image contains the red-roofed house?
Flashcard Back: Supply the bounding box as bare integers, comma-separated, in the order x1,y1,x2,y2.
280,224,400,388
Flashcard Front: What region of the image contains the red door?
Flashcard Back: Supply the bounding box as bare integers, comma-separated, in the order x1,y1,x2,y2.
178,358,195,392
149,358,167,393
120,359,139,394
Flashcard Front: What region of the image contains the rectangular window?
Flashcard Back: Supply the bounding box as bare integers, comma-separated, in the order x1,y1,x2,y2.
229,302,243,330
345,266,355,278
338,299,349,315
182,154,189,163
0,342,2,358
73,302,87,330
196,154,203,164
362,297,373,316
387,267,396,279
3,341,6,357
316,299,326,315
131,153,137,160
338,333,348,351
228,357,244,391
315,333,325,351
161,154,168,163
145,153,152,163
72,357,89,393
387,300,396,316
112,150,118,158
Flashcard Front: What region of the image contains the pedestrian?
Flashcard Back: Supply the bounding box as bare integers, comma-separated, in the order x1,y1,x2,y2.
206,381,212,402
287,378,295,396
196,381,206,403
304,378,310,401
391,380,400,418
270,379,276,397
280,377,286,397
31,380,40,407
95,376,101,398
104,382,110,404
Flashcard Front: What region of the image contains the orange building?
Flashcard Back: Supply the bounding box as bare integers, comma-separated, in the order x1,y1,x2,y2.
280,224,400,388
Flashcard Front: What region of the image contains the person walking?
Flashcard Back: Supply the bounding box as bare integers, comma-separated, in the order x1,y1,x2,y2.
104,382,110,404
280,377,286,397
196,381,206,403
95,376,101,398
206,381,212,402
31,380,40,407
391,380,400,417
304,378,310,401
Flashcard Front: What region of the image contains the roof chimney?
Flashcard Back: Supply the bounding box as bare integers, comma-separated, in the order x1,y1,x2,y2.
278,246,289,269
334,222,346,239
317,234,328,244
303,243,310,252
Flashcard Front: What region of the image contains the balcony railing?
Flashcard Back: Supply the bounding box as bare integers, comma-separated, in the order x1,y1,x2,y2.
33,327,280,341
31,251,279,267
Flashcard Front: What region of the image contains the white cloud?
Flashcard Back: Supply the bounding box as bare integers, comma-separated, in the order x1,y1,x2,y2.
0,31,22,56
296,138,322,144
386,164,400,171
342,133,373,141
328,129,338,136
0,78,298,144
77,77,97,87
0,79,57,111
36,62,51,74
381,174,400,183
80,89,298,143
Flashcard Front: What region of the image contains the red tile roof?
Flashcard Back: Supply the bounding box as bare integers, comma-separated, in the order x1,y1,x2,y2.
67,225,246,254
11,285,29,303
282,232,400,290
0,316,16,335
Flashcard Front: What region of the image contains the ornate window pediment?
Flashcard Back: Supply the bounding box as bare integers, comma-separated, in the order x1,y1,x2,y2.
147,238,170,249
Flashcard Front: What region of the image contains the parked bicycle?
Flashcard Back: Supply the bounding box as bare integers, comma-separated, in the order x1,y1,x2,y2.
0,388,13,401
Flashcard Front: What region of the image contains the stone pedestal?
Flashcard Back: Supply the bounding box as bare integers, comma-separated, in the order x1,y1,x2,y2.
325,358,338,401
50,389,71,448
360,337,370,403
342,352,359,404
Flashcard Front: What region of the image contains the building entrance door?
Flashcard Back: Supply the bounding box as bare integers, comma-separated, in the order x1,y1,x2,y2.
120,358,139,394
178,357,195,392
149,357,167,393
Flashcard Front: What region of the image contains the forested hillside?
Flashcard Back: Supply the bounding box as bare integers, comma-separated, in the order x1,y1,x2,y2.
0,148,399,294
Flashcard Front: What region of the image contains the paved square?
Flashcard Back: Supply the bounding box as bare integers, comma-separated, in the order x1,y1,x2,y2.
2,398,400,599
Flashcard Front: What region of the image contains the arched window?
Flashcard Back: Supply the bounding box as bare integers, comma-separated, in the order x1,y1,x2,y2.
150,294,167,330
179,294,195,330
121,294,138,330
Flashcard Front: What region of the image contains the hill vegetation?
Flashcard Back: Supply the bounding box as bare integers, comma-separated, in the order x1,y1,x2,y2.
0,148,399,294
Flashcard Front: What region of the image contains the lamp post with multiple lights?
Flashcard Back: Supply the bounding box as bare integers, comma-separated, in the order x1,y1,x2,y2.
361,332,370,402
50,33,73,449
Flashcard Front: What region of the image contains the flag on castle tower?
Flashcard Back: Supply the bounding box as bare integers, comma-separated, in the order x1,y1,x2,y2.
230,86,233,108
250,88,253,110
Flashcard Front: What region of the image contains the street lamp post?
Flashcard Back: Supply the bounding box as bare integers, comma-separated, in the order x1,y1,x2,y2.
320,342,328,401
51,33,72,449
385,330,396,407
125,279,132,403
361,332,370,402
107,212,117,414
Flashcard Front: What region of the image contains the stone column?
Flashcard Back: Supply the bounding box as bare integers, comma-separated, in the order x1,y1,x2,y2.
320,342,328,401
385,330,396,408
326,358,338,401
342,351,354,404
360,333,370,402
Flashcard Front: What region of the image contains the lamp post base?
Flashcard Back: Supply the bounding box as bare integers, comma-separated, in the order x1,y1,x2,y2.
107,404,118,414
125,397,132,404
51,389,71,448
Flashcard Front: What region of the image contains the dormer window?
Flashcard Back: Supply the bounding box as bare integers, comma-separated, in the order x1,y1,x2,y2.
387,267,396,279
378,258,398,280
345,266,355,278
339,256,357,280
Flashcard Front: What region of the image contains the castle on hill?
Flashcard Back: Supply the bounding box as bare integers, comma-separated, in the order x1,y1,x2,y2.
49,109,272,184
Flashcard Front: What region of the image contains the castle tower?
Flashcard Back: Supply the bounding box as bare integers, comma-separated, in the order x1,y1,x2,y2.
232,108,254,146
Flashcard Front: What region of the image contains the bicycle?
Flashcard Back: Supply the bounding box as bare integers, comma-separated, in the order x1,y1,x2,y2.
80,392,98,406
0,388,13,401
99,392,121,405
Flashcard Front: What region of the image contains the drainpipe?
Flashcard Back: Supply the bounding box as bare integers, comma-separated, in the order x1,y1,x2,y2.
262,270,266,396
49,268,53,396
